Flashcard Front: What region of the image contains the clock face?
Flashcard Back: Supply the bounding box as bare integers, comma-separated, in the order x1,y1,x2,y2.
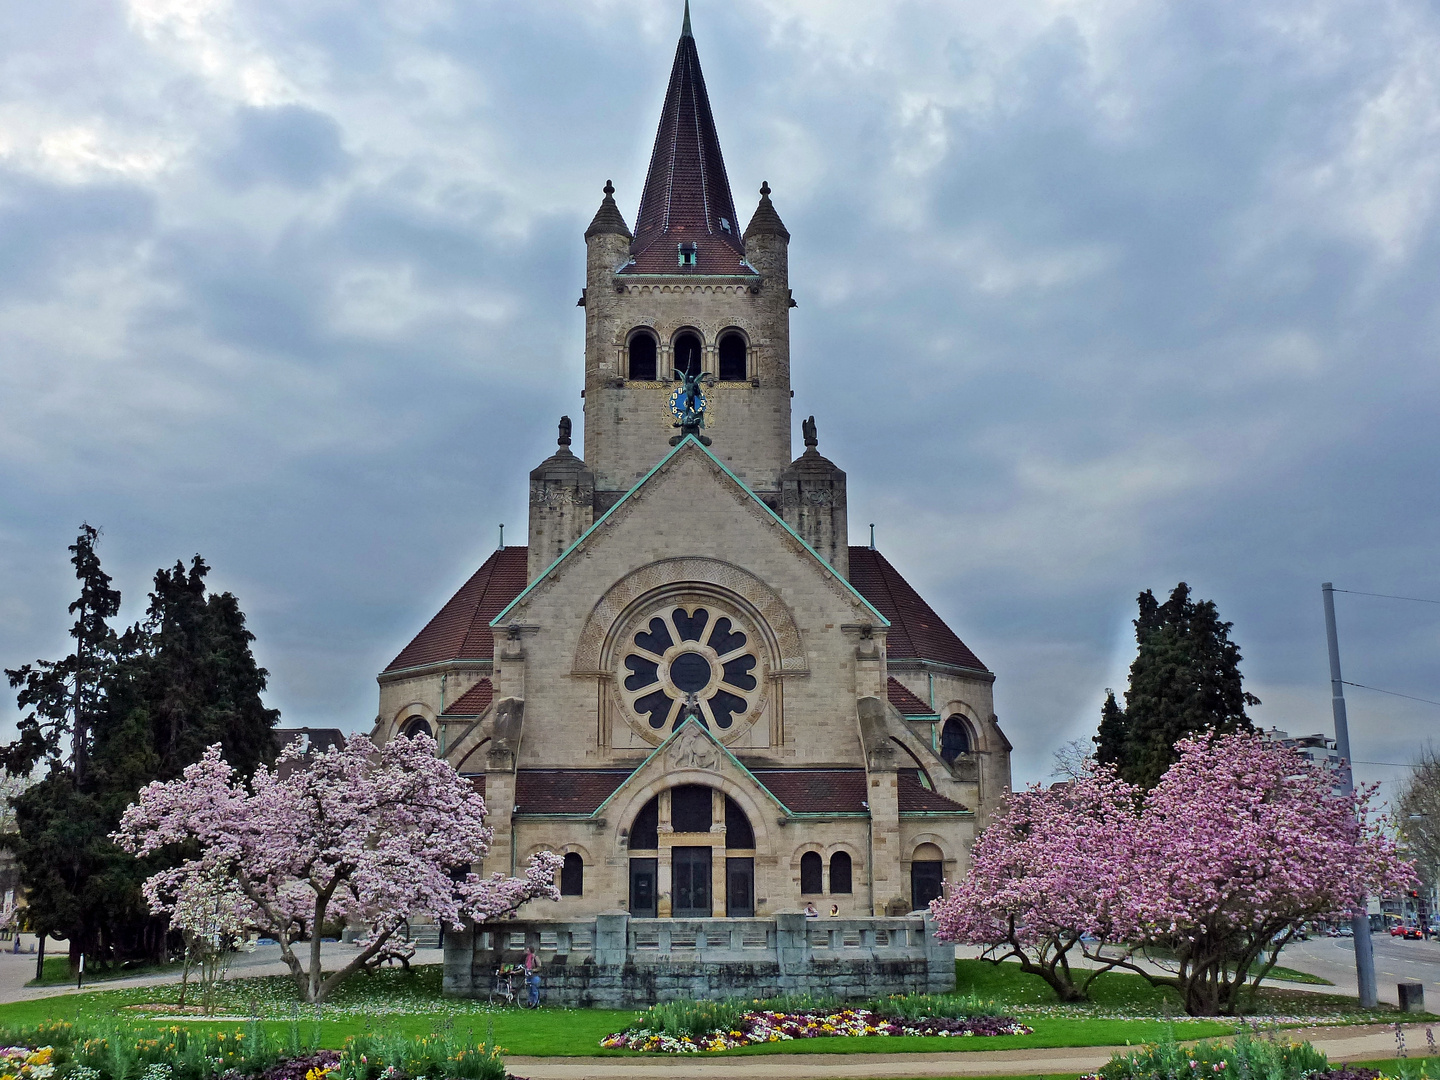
669,385,706,419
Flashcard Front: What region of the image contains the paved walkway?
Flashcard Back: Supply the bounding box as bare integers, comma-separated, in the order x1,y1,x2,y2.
0,937,444,1005
506,1023,1439,1080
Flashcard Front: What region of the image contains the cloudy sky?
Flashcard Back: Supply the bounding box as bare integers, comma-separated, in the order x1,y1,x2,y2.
2,0,1437,795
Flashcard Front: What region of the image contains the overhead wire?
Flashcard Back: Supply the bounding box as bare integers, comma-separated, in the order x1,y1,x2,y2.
1333,588,1440,606
1342,681,1440,709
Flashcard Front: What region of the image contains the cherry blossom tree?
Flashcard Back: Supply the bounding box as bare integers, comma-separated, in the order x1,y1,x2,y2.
1113,730,1413,1015
935,730,1414,1016
929,763,1140,1001
114,733,560,1003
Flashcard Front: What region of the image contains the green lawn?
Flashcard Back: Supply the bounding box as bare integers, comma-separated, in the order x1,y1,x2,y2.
0,958,1405,1060
27,956,183,987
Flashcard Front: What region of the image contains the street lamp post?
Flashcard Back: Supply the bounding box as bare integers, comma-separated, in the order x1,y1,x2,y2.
1323,581,1378,1008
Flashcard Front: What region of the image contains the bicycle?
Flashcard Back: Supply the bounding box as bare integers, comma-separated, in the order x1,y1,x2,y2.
488,964,523,1006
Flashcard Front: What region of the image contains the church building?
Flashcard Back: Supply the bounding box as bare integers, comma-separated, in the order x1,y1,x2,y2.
373,8,1011,920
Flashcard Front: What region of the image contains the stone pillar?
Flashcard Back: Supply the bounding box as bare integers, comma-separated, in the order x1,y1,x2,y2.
443,921,475,997
483,770,515,877
657,789,673,916
594,912,630,966
868,771,902,915
712,789,727,916
775,912,809,991
923,913,956,994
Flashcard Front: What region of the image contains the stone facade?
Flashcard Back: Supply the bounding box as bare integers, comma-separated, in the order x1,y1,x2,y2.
373,13,1013,943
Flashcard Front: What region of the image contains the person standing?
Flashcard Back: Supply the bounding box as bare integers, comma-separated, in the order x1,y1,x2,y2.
524,945,540,1007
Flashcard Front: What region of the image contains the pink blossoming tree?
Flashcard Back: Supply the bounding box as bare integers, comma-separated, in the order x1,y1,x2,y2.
932,731,1413,1015
114,733,561,1003
1114,730,1413,1015
928,763,1140,1001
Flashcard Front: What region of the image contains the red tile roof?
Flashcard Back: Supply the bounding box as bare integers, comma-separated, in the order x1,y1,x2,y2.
623,18,750,276
515,770,631,815
444,678,493,717
848,548,988,673
384,547,528,672
898,769,971,813
887,677,935,716
751,769,869,813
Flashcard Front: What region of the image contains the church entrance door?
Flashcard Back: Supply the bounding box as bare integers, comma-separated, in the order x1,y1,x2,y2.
725,857,754,917
629,858,658,918
672,846,712,917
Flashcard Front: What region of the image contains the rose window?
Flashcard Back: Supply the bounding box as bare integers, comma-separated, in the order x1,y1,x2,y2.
620,605,761,732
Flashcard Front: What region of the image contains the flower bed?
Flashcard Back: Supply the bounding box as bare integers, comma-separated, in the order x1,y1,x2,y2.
600,1008,1031,1053
0,1045,55,1080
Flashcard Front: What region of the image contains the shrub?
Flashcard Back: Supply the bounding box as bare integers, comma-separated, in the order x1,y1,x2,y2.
336,1022,504,1080
626,999,751,1040
1093,1031,1329,1080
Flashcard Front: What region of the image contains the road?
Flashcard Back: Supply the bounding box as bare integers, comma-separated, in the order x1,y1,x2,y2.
1279,933,1440,1008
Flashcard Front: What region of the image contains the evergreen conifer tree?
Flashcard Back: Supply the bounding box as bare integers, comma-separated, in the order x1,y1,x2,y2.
2,528,280,967
1094,582,1259,789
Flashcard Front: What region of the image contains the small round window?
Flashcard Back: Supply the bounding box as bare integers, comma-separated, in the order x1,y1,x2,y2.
620,604,762,733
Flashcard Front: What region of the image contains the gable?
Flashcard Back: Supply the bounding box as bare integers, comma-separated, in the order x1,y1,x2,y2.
494,435,886,628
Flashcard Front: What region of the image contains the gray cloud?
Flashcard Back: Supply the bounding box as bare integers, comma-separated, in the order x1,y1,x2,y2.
1,0,1437,801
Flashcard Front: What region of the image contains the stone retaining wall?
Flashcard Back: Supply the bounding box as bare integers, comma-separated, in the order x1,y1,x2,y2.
443,912,954,1007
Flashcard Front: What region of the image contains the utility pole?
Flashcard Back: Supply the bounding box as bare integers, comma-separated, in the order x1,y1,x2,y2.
1323,581,1378,1008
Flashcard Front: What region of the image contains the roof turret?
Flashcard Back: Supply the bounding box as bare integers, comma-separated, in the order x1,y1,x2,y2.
585,180,632,240
624,5,748,275
743,180,790,242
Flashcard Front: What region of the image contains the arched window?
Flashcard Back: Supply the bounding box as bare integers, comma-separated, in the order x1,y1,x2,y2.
829,851,852,895
671,785,712,833
940,715,972,763
630,797,659,849
560,852,583,896
402,716,431,739
718,332,747,381
911,843,944,911
628,330,657,380
724,796,754,848
800,851,823,895
674,331,703,378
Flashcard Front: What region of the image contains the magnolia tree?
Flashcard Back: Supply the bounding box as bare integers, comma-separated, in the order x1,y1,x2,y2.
929,763,1140,1001
933,731,1414,1016
1115,730,1413,1015
154,868,253,1012
114,733,561,1003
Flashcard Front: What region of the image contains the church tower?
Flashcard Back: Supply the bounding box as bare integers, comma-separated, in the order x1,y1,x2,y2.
377,2,1012,936
580,7,794,506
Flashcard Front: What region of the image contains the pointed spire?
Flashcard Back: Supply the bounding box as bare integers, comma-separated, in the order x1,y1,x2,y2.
625,9,746,274
585,179,632,240
744,179,790,242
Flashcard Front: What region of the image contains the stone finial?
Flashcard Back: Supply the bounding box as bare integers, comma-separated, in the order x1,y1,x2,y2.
744,179,790,242
558,415,572,446
802,414,817,448
585,180,633,240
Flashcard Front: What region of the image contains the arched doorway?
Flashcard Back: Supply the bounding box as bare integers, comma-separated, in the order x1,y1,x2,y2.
910,842,944,911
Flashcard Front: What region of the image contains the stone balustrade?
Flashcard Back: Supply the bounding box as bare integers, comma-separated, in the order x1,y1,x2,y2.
443,912,954,1007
